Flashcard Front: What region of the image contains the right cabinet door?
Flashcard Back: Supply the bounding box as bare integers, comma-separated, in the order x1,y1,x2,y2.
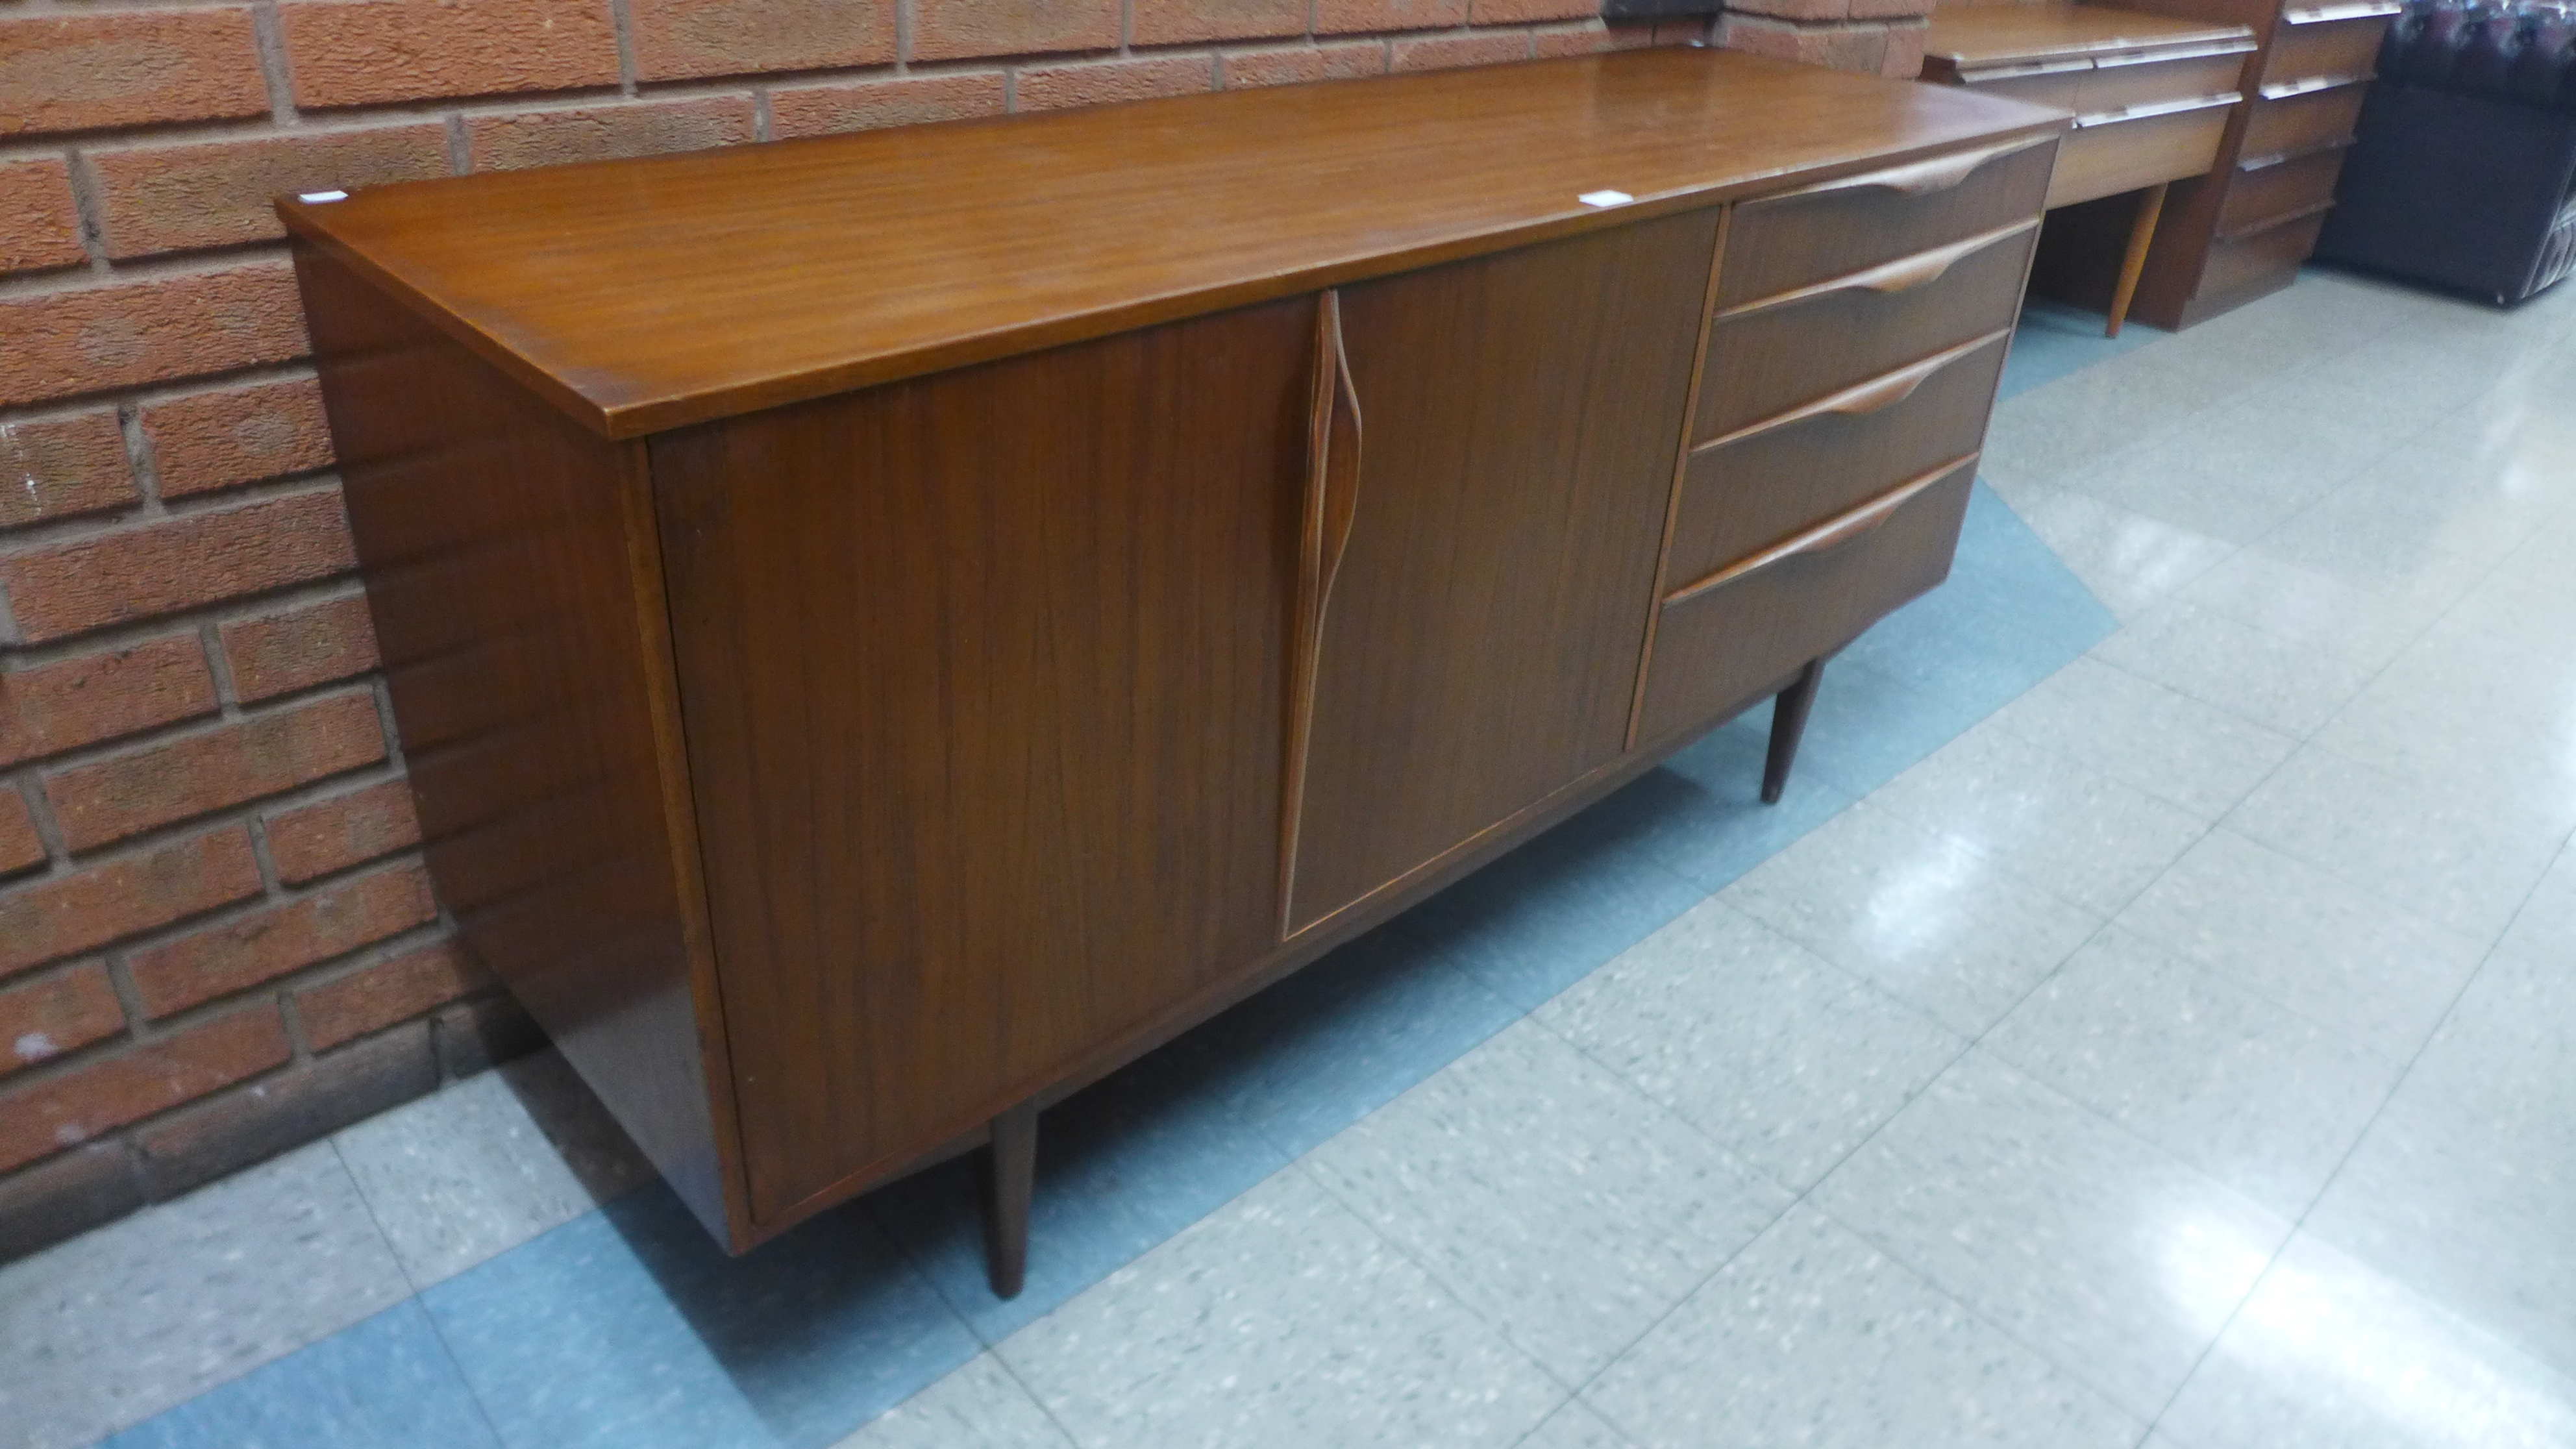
1280,208,1720,937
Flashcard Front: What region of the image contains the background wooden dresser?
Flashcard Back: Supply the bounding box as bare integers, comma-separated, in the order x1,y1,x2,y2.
282,50,2060,1291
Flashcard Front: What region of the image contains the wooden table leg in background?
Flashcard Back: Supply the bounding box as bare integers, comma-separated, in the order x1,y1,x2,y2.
2107,181,2170,338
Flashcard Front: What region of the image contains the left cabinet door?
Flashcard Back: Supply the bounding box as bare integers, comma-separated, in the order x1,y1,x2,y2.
650,299,1314,1226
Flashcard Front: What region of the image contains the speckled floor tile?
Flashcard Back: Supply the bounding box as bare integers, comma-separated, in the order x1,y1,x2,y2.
1537,898,1962,1191
1864,722,2212,916
1719,800,2104,1037
103,1300,498,1449
2157,1232,2576,1449
2497,839,2575,961
1987,656,2298,818
1811,1052,2290,1419
1985,481,2238,622
828,1354,1071,1449
2224,745,2566,941
334,1052,656,1290
2172,549,2452,671
1302,1020,1790,1383
424,1187,976,1449
996,1169,1561,1449
2310,621,2576,832
2112,828,2488,1062
1585,1206,2140,1449
1517,1398,1633,1449
1982,928,2401,1219
0,1142,412,1449
2090,600,2381,737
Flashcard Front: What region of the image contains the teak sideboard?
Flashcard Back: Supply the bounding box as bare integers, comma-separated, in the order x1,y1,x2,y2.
281,49,2062,1293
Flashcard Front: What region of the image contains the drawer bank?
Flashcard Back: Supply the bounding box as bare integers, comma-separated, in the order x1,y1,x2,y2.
280,49,2064,1294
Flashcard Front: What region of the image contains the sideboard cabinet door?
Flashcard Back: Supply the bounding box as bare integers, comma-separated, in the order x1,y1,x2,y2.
1282,209,1721,935
649,299,1314,1224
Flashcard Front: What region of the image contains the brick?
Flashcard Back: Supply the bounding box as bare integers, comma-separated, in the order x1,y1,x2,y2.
1315,0,1469,34
466,96,758,173
0,9,268,136
0,788,40,878
0,828,262,979
297,938,489,1050
911,0,1118,62
0,410,134,532
1,962,125,1077
129,861,434,1019
89,125,451,261
219,595,381,706
767,73,1008,140
0,1006,288,1174
1222,41,1388,88
1850,0,1931,20
264,777,418,885
0,485,355,643
630,0,891,81
432,990,546,1077
281,0,621,109
0,260,306,411
1391,29,1533,71
1132,0,1306,47
0,1140,145,1264
135,1019,434,1197
1471,0,1593,22
139,378,336,501
1720,14,1889,71
1017,54,1216,112
46,688,385,854
0,635,219,769
1531,21,1612,56
0,161,86,275
1879,18,1928,75
1726,0,1846,24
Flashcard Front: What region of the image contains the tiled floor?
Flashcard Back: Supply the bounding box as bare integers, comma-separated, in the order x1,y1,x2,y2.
5,269,2573,1448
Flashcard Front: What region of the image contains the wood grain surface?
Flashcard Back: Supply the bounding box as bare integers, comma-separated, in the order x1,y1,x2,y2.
277,49,2062,438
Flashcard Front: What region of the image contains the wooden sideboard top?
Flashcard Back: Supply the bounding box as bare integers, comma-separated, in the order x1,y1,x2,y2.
277,49,2063,438
1924,5,2255,68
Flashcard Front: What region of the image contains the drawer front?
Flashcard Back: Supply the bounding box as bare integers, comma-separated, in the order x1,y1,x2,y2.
2242,81,2368,158
2201,206,2331,297
2048,101,2236,208
2221,143,2347,232
1672,332,2005,588
1637,460,1977,746
2075,49,2249,116
1694,222,2033,444
1716,136,2057,310
2262,16,2390,87
1962,68,2091,112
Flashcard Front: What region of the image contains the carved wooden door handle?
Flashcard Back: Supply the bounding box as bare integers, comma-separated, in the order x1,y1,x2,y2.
1280,290,1363,937
1667,455,1974,604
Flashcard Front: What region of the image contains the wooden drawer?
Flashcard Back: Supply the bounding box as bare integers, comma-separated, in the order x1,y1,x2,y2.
2048,97,2238,208
2201,206,2331,297
1959,63,2092,112
1671,330,2005,586
1637,459,1977,745
1694,222,2033,443
2242,79,2369,159
2221,143,2348,232
2076,47,2249,116
1716,136,2057,310
2262,14,2390,88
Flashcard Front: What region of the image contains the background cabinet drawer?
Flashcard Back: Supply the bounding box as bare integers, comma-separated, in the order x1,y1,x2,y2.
2077,49,2249,116
1715,136,2057,310
2222,143,2348,232
2203,206,2331,293
1637,460,1976,746
1695,223,2033,443
2048,99,2238,208
2262,16,2390,87
2243,81,2368,158
1671,332,2004,587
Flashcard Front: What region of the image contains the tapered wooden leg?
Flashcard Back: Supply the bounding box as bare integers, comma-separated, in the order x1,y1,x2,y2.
981,1100,1037,1299
2106,182,2169,340
1762,658,1825,806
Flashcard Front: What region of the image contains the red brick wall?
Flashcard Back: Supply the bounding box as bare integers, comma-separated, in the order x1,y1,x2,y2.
0,0,1920,1261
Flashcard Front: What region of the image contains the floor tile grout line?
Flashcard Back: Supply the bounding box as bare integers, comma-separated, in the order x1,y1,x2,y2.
323,1137,517,1449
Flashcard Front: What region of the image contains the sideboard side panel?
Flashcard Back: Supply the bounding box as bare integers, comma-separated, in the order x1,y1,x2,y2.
651,299,1313,1223
292,239,746,1245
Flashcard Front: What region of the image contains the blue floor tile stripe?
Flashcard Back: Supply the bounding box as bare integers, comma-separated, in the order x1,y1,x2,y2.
109,309,2139,1448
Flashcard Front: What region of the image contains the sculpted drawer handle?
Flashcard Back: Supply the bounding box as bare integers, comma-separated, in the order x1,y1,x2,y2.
1786,136,2053,200
1666,456,1976,606
1718,221,2038,319
1279,290,1364,937
1701,328,2010,449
